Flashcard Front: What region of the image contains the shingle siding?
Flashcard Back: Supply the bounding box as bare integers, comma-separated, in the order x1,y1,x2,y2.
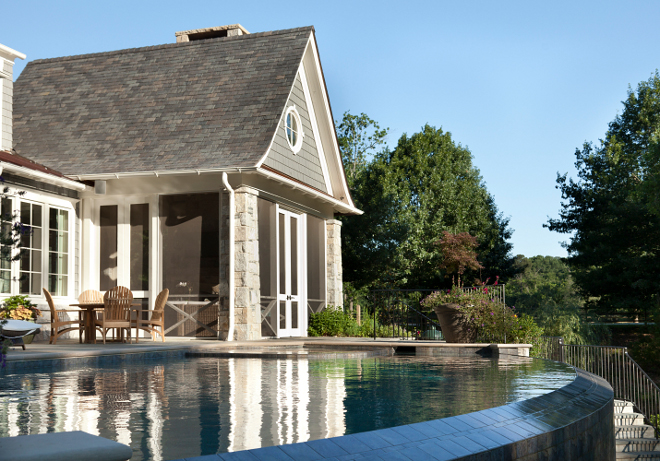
264,73,327,193
12,27,314,175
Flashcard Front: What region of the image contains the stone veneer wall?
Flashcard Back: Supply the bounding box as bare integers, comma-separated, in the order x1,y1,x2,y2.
326,219,343,308
185,367,614,461
233,186,261,340
217,191,230,340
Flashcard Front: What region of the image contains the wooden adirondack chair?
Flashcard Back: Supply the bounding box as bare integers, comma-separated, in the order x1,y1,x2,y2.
135,289,168,343
95,286,133,344
43,288,84,344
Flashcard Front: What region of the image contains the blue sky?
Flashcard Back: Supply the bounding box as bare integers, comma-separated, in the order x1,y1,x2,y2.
4,0,660,257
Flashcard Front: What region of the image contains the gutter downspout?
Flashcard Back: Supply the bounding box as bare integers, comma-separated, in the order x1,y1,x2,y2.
222,173,235,341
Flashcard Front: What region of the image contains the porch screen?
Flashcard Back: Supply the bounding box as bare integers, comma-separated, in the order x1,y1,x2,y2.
130,204,149,291
307,215,325,314
160,193,219,337
258,198,277,336
99,205,118,291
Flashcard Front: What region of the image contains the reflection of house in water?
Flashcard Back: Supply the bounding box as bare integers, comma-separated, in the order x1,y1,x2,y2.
0,358,348,460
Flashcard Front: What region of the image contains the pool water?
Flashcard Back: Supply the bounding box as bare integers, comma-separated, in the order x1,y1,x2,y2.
0,355,575,461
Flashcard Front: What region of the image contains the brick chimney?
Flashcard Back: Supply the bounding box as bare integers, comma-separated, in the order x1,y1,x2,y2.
0,43,26,153
175,24,250,43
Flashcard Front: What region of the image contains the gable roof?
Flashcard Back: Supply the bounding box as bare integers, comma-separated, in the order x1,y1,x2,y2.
12,27,313,176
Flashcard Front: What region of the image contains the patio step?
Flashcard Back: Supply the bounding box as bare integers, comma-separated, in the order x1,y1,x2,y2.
617,439,660,453
617,413,648,426
617,426,659,440
615,452,660,459
616,400,636,414
614,400,660,460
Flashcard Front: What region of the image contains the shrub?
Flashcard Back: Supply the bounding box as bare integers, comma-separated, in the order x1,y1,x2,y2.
308,307,359,337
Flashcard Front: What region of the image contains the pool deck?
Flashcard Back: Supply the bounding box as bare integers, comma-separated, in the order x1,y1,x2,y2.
3,337,530,363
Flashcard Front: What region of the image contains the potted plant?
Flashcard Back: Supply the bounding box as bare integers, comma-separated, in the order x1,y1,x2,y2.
0,295,41,343
421,284,498,343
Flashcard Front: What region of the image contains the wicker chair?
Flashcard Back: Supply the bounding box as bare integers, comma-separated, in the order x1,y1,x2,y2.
135,289,168,343
43,288,84,344
95,286,133,344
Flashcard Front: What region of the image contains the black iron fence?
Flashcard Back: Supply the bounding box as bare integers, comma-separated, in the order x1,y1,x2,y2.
539,337,660,435
363,289,443,340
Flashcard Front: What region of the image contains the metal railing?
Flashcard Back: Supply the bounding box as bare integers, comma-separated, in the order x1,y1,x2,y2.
540,338,660,435
366,289,443,340
458,284,505,305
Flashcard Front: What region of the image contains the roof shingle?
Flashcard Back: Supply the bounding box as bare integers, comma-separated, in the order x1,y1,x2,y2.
12,27,313,176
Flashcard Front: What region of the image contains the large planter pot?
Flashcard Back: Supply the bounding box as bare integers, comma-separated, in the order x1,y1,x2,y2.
433,303,477,343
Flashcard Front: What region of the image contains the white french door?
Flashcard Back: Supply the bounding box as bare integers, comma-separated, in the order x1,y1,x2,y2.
277,208,303,337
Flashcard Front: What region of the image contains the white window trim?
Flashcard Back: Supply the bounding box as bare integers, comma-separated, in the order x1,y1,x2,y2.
0,190,76,301
284,105,304,154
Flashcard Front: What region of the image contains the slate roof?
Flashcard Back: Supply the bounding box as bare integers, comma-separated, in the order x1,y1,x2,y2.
12,27,314,176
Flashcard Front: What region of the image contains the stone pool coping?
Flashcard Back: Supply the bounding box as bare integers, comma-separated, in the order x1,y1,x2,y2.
177,368,614,461
1,337,531,373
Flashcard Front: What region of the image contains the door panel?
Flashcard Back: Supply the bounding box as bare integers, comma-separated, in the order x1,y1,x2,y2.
277,209,302,337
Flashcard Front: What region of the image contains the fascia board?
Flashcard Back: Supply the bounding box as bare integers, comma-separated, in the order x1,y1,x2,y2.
304,33,355,209
0,43,26,62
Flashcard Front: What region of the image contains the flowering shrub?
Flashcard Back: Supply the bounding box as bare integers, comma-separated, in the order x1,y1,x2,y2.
0,295,41,321
421,284,544,352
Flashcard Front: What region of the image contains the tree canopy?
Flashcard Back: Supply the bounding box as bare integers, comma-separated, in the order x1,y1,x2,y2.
338,116,515,290
547,72,660,321
506,255,605,344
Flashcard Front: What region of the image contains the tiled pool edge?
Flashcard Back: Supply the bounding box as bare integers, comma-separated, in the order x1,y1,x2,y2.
181,367,614,461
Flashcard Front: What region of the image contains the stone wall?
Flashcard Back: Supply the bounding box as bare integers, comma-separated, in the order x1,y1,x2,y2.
233,186,261,340
326,219,343,308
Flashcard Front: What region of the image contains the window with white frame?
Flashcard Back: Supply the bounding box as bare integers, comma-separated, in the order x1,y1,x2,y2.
48,207,69,297
0,195,73,298
0,197,13,294
19,202,43,295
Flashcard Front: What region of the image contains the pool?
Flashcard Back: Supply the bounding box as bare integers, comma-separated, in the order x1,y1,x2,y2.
0,354,575,461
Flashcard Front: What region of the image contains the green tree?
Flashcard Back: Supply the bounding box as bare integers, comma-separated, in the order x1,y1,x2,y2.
547,72,660,322
335,112,389,190
506,255,605,344
340,122,515,289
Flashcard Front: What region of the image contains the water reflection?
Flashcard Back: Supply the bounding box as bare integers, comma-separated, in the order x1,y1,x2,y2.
0,356,574,461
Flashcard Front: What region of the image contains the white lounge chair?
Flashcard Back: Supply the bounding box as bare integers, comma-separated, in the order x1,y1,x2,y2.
0,319,41,350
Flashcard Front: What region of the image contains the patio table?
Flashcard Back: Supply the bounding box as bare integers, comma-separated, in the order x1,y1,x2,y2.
69,303,104,343
70,302,142,343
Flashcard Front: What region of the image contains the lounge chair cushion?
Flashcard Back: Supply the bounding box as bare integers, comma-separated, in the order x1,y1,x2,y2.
0,431,132,461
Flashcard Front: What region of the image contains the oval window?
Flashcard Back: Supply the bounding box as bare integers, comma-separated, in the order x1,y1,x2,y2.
284,106,303,153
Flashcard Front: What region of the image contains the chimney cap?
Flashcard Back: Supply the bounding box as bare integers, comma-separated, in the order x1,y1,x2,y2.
175,24,250,42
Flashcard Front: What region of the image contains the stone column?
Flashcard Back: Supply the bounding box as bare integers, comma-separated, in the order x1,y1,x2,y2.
234,186,261,340
326,219,343,308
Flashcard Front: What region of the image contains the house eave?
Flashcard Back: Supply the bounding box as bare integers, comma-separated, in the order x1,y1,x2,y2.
1,161,87,191
256,166,362,215
69,167,256,181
